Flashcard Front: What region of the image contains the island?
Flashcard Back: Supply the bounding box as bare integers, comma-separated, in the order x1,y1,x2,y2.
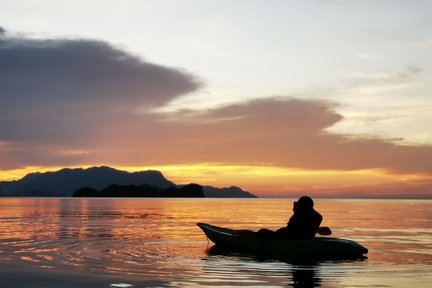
0,166,257,198
73,183,205,197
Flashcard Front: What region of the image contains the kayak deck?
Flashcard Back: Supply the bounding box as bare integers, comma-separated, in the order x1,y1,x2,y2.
197,222,368,260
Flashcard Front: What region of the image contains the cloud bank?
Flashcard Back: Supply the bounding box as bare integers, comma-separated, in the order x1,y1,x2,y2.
92,97,431,176
1,27,431,184
0,27,200,142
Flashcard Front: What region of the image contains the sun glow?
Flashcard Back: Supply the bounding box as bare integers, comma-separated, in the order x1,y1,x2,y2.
1,163,429,198
116,164,427,197
0,165,95,181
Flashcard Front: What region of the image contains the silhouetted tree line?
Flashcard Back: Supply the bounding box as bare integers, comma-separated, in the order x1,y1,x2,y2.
72,183,204,198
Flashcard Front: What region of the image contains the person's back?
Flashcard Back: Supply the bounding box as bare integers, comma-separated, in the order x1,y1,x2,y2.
276,196,322,239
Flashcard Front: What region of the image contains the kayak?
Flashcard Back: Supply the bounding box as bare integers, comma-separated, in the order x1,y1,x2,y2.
197,222,368,260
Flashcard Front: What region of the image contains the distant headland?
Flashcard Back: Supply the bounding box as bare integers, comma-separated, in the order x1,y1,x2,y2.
0,166,257,198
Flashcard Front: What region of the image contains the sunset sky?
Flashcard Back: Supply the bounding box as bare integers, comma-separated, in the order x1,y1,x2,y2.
1,0,431,198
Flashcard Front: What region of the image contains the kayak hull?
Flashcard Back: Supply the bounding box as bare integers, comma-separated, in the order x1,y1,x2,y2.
197,222,368,260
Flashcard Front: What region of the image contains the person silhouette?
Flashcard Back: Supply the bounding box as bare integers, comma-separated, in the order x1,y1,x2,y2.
258,196,330,238
276,196,322,238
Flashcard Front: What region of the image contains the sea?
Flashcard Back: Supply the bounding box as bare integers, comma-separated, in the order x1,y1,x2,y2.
0,198,430,288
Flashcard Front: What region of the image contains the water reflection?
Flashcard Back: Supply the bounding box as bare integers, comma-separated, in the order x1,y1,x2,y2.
204,246,324,287
291,266,321,287
0,198,430,288
0,198,208,283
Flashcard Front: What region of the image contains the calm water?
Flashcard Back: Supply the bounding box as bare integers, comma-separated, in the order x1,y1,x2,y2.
0,198,431,287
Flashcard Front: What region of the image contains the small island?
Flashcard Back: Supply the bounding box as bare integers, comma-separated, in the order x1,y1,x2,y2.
73,183,205,198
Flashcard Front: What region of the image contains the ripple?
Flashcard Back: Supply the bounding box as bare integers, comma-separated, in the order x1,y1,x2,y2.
1,198,431,288
2,234,207,281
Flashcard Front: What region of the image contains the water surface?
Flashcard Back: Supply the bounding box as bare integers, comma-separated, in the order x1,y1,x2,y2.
0,198,430,287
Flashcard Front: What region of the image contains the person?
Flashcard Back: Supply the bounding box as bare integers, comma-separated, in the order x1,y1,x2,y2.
258,196,329,239
276,196,322,238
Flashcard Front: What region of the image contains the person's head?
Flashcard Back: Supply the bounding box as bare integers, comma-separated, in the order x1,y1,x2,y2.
293,196,314,212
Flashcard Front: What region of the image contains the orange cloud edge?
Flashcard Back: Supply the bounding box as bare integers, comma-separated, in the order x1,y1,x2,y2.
1,163,431,199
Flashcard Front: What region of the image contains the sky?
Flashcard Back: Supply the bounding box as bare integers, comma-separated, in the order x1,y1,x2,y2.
0,0,431,198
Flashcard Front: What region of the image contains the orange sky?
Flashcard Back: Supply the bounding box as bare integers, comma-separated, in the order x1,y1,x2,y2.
1,98,432,198
1,23,432,198
2,163,431,198
1,96,431,198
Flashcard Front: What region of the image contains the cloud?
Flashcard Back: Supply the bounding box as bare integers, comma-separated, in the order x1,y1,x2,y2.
0,28,200,142
275,178,432,199
0,28,431,179
350,66,422,87
1,93,432,177
157,98,432,175
37,96,428,176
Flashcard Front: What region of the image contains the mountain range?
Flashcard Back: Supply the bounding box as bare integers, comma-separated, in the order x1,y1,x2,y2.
0,166,257,198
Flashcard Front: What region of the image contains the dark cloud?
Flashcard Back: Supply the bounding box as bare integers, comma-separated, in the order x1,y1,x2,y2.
0,28,200,141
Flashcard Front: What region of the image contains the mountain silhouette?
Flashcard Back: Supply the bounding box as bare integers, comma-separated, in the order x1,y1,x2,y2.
0,166,256,198
0,166,174,197
73,183,205,197
203,185,257,198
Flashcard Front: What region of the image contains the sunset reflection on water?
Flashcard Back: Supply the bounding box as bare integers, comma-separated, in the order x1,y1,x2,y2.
0,198,431,287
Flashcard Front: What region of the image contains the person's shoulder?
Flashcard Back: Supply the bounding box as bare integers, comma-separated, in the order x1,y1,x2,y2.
313,209,323,218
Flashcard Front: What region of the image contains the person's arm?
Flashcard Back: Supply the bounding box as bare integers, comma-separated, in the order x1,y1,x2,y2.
317,226,332,235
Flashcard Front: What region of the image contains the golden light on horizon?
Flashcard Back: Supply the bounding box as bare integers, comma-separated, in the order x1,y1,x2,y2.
0,165,96,181
118,164,428,197
1,163,429,197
